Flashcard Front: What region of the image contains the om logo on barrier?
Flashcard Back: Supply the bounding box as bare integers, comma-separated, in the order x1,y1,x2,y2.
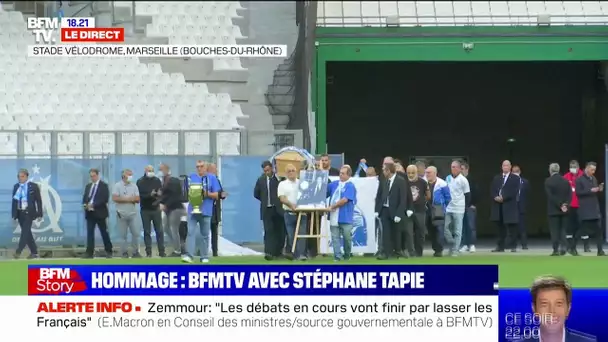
13,164,63,234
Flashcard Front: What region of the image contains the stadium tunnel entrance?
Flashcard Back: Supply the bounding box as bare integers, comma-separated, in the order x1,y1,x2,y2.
323,61,608,238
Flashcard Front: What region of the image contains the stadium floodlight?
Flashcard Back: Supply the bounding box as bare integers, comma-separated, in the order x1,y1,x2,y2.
537,14,551,26
386,15,399,27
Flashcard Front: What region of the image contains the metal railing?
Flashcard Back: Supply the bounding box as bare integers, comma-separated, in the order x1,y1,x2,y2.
317,14,608,27
0,129,303,159
316,1,608,27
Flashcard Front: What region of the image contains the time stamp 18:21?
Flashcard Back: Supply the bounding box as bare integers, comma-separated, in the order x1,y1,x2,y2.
504,313,553,340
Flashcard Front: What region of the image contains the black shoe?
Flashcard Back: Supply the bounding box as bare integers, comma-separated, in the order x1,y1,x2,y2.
492,248,505,253
122,252,129,258
569,249,580,256
376,254,388,260
511,248,517,253
264,254,274,261
213,253,219,257
550,252,560,256
13,252,21,259
146,254,152,258
105,254,113,259
433,251,443,257
522,245,529,250
159,252,167,258
598,250,606,256
132,253,143,258
27,254,40,259
559,250,567,256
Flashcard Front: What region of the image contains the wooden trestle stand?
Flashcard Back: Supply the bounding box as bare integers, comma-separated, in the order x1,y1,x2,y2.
291,208,328,255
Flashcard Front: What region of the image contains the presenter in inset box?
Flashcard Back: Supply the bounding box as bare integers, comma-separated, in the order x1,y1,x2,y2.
529,275,596,342
82,168,113,258
12,168,42,259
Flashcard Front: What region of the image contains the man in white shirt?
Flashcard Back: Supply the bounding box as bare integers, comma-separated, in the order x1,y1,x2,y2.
278,164,307,260
444,160,470,256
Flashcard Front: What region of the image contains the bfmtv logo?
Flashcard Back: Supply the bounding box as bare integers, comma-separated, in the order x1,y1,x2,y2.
28,267,87,295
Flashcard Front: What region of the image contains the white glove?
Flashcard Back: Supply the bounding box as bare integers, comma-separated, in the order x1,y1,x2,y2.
406,210,413,217
374,212,379,218
394,216,401,223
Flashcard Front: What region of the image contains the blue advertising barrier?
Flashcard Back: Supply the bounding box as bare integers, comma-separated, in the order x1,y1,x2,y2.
0,158,109,247
0,154,344,247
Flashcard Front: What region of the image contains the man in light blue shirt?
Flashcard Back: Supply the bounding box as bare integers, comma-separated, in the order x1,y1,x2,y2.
182,160,220,263
327,165,357,261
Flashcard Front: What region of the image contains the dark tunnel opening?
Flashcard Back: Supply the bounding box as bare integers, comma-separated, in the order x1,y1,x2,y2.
326,61,608,236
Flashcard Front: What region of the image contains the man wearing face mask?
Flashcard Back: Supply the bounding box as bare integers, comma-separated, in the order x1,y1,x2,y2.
564,160,587,254
137,165,165,257
112,169,142,258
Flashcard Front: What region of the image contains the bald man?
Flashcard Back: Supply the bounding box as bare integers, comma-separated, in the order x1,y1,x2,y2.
490,160,520,252
406,164,430,256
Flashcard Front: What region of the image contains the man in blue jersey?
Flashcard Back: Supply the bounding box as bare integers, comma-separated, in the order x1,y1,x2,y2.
327,165,357,261
525,276,596,342
182,160,221,263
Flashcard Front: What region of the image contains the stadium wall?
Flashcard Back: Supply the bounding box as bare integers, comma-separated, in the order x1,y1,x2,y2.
313,25,608,152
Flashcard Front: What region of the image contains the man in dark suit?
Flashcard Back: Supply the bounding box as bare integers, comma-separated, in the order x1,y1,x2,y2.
491,160,520,252
545,163,570,256
12,168,43,259
512,164,529,249
575,162,605,256
524,275,597,342
208,163,227,257
254,160,285,260
375,163,413,259
82,168,113,258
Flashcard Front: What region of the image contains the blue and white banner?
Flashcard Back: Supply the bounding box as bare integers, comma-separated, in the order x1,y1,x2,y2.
320,176,378,255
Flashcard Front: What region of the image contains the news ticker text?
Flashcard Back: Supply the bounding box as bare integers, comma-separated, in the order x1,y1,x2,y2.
18,296,497,341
